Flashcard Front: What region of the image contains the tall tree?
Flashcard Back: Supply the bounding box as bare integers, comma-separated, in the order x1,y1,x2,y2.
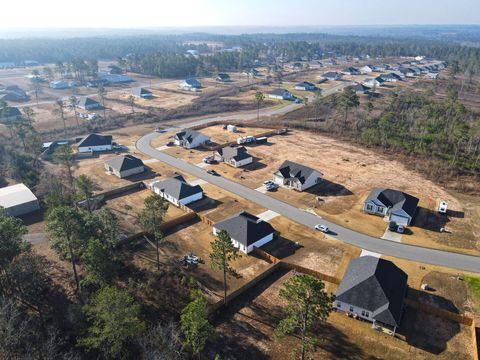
136,195,168,271
79,286,145,358
97,86,107,120
339,86,359,130
209,230,241,306
274,274,334,360
254,91,265,122
52,100,67,137
74,175,95,213
21,107,35,125
52,145,76,196
68,96,80,127
81,238,117,287
127,95,136,118
46,207,84,293
180,289,214,358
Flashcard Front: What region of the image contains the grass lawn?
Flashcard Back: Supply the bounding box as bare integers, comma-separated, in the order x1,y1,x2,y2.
464,276,480,310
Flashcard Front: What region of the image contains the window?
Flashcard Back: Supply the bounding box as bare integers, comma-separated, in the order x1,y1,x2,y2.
349,306,354,312
336,302,341,308
366,204,373,211
365,312,369,318
377,207,384,213
361,310,365,316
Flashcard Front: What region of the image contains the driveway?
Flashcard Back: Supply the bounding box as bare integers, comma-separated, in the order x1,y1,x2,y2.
137,132,480,273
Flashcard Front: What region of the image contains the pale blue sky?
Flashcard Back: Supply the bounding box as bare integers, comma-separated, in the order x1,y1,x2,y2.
1,0,479,28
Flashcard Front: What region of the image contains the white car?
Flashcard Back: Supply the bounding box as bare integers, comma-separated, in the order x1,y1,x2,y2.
315,224,329,233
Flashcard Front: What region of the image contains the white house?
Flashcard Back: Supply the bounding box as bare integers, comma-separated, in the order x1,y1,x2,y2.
215,146,253,168
335,256,408,336
342,67,361,75
78,97,101,110
294,82,316,91
363,77,385,87
0,183,40,217
213,211,275,254
180,78,201,91
150,176,203,207
322,72,342,81
268,88,294,100
174,129,210,149
361,65,375,74
49,81,69,89
272,160,323,192
363,188,419,226
104,154,145,178
131,87,153,99
77,133,113,153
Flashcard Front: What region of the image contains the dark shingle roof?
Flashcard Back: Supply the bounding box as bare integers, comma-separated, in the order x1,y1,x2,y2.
105,155,144,172
269,88,291,96
217,73,230,80
295,81,315,88
78,97,101,108
366,188,419,218
275,160,322,185
174,129,207,144
214,211,274,246
217,146,252,162
131,87,152,97
336,256,408,327
183,78,201,88
151,175,203,201
78,133,112,147
323,71,340,78
351,84,370,93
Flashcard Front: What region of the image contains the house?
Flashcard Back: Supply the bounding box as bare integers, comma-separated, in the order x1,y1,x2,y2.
41,139,70,159
243,68,260,77
351,83,370,94
104,155,145,178
342,67,360,75
215,146,253,168
380,73,401,82
363,188,419,226
180,78,202,91
0,86,29,102
213,211,275,254
107,65,123,74
335,256,408,336
399,67,416,77
150,175,203,206
78,97,101,110
77,133,113,153
174,129,210,149
99,73,133,84
426,72,439,79
272,160,323,191
49,81,69,89
268,88,294,100
86,79,109,88
131,87,153,99
0,107,21,123
216,73,231,82
363,77,385,87
294,82,316,91
0,183,40,217
361,65,375,74
322,72,342,81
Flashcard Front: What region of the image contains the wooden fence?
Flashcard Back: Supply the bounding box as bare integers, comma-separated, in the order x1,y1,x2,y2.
95,181,146,200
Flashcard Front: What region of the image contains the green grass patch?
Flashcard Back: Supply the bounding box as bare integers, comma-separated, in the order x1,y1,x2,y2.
464,276,480,309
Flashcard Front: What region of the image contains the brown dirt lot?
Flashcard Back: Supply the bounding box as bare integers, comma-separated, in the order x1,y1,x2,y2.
213,269,474,360
164,128,478,255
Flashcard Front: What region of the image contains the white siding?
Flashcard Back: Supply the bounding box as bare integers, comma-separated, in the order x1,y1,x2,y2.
212,227,273,254
179,192,203,205
335,301,373,323
229,157,253,168
78,144,112,153
300,172,322,191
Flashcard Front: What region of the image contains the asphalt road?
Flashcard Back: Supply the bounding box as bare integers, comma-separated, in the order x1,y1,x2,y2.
137,131,480,273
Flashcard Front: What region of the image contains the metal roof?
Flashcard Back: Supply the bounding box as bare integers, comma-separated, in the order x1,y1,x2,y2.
0,183,38,209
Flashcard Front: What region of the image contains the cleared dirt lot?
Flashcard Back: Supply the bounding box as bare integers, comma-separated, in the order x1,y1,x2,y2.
161,127,478,255
212,269,474,360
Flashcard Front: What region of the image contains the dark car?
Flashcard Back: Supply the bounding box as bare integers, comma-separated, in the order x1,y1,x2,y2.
207,169,220,176
388,221,397,232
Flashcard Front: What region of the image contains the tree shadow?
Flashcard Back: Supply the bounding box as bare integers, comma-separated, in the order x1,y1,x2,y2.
413,207,449,232
122,168,158,182
188,196,223,212
258,236,301,260
304,178,353,197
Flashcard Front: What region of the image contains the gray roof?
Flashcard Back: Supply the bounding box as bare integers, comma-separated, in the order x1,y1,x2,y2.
295,81,315,88
214,211,274,246
174,129,207,144
336,256,408,327
183,78,201,88
131,87,152,97
351,84,370,93
0,183,38,209
365,188,419,219
216,73,230,80
322,71,340,79
269,88,291,96
275,160,322,185
105,155,144,172
151,175,203,201
380,73,401,80
0,106,21,118
78,133,112,147
78,97,101,108
216,146,252,162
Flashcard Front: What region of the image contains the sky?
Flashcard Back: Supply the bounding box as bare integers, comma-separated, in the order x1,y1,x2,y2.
1,0,479,29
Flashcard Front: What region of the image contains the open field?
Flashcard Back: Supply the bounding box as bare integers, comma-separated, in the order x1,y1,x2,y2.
212,269,474,360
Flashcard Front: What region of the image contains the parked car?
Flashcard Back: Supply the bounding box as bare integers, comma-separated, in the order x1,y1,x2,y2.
315,224,329,233
207,169,220,176
294,98,302,104
203,156,216,164
166,141,174,146
397,225,405,234
388,221,398,232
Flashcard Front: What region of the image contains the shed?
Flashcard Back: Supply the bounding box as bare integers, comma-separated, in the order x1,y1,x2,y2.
0,183,40,216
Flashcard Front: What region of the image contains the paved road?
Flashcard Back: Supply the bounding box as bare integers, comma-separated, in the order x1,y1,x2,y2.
137,132,480,273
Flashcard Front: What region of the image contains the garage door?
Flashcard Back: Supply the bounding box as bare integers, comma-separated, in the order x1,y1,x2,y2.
390,214,409,226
